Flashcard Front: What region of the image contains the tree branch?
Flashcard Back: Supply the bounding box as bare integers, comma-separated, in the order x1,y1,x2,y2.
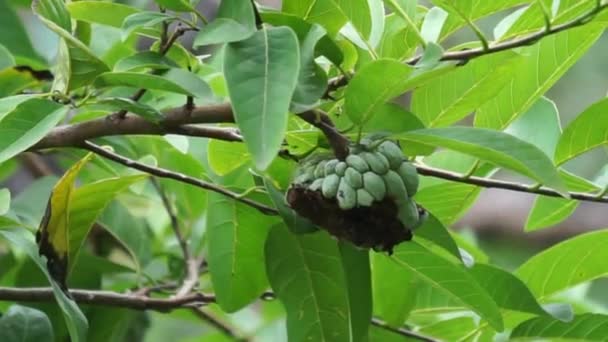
81,141,278,215
0,287,214,311
406,2,608,66
371,318,439,342
417,164,608,203
191,308,250,341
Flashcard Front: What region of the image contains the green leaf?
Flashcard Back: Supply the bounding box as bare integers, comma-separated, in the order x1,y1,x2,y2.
420,6,448,43
32,0,71,32
412,51,521,127
415,41,444,69
0,98,68,164
414,213,461,260
290,24,329,112
207,139,250,176
0,45,15,70
415,182,481,225
194,19,254,46
333,0,373,41
153,0,196,13
377,13,419,60
361,103,425,135
0,94,38,119
339,243,372,341
96,97,164,122
94,69,211,98
554,98,608,165
0,227,88,342
282,0,348,36
525,197,578,232
505,97,561,157
0,305,54,342
68,175,148,269
372,252,417,326
113,51,177,72
516,230,608,300
206,192,275,312
121,12,173,39
397,127,567,195
265,225,352,341
67,1,140,28
390,242,504,330
0,1,43,66
475,25,604,129
33,0,109,91
0,188,9,215
418,317,477,341
470,264,547,316
511,314,608,341
263,178,317,234
224,26,300,170
194,0,255,46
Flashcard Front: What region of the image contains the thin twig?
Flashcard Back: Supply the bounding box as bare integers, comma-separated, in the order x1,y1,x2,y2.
0,287,214,311
191,308,250,341
81,141,279,215
371,318,439,342
416,164,608,203
151,178,201,298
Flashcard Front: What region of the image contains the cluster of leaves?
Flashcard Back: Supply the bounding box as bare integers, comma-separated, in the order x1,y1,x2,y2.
0,0,608,341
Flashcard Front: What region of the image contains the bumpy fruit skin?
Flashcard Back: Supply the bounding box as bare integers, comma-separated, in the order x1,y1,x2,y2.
335,162,347,176
398,199,419,228
361,152,389,175
362,172,386,201
309,178,324,191
324,159,339,176
314,161,327,179
356,188,374,207
344,167,363,189
383,170,408,203
346,154,369,173
377,141,404,169
322,174,340,199
337,178,357,210
397,161,419,196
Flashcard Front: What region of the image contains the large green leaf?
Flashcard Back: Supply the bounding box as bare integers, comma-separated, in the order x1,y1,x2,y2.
206,192,276,312
224,26,300,170
555,98,608,165
67,1,140,28
505,97,561,157
334,0,384,48
411,51,520,127
418,317,477,341
475,25,604,129
511,314,608,341
339,243,372,341
414,213,461,260
282,0,348,36
0,1,44,65
0,305,54,342
0,98,67,164
526,171,599,232
265,225,352,341
194,0,255,46
345,59,456,126
0,227,88,342
439,0,528,39
68,175,148,268
33,0,109,91
390,242,504,330
94,69,211,98
516,230,608,300
372,252,417,326
397,127,567,195
470,264,546,316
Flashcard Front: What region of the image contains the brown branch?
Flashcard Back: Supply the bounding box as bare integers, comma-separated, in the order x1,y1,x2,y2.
405,3,608,66
32,104,235,150
191,308,250,341
0,287,214,311
151,179,201,297
81,141,279,215
371,318,439,342
417,164,608,203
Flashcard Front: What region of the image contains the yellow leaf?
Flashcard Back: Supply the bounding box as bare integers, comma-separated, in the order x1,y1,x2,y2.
36,152,94,291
